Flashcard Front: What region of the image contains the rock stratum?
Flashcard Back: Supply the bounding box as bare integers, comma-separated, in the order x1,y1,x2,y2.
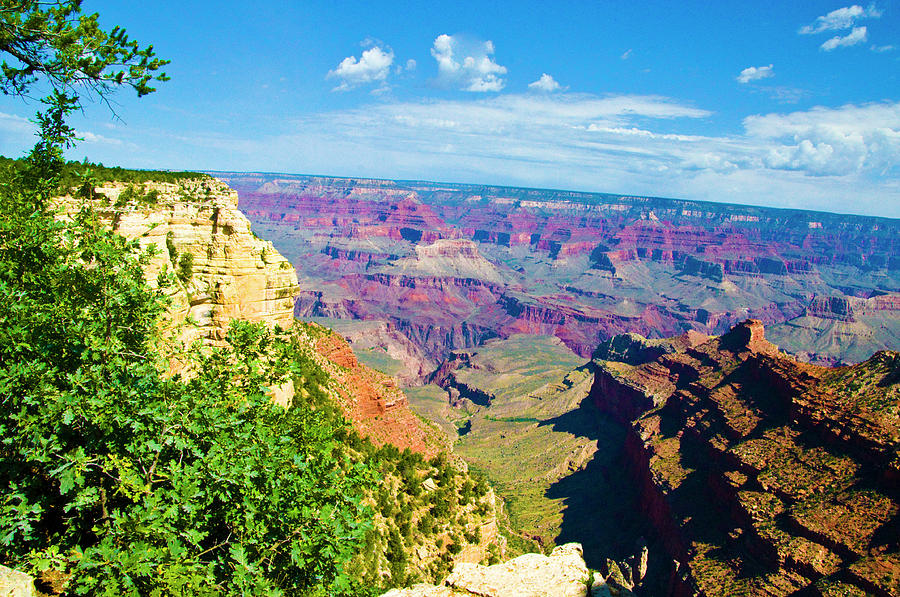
212,172,900,376
57,179,298,348
590,320,899,596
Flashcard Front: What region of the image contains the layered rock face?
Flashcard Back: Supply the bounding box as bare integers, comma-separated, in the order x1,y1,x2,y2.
215,172,900,375
306,324,444,456
590,321,900,596
57,179,298,348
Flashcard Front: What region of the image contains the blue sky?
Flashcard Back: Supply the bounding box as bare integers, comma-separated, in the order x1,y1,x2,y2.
1,1,898,216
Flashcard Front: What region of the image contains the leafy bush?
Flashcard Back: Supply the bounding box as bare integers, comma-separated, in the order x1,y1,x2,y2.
176,252,194,282
0,172,373,595
0,156,205,190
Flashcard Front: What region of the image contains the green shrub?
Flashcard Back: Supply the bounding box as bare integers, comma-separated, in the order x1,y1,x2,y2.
177,251,194,282
0,175,373,595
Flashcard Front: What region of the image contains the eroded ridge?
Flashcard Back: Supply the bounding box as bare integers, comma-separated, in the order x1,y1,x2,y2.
590,320,899,596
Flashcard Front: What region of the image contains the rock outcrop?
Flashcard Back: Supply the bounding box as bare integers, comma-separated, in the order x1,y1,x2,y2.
590,320,900,596
307,324,444,456
57,179,298,348
381,543,647,597
0,565,40,597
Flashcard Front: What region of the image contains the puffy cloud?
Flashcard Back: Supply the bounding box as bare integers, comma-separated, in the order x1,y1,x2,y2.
745,101,900,176
327,45,394,91
431,34,507,92
736,64,774,84
821,26,868,51
528,73,562,92
799,4,882,34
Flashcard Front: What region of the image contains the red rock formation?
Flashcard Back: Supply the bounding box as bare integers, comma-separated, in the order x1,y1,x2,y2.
218,172,900,373
311,329,443,457
590,321,900,596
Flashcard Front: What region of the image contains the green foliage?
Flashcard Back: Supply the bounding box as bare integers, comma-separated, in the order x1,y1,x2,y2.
386,528,407,585
176,251,194,282
63,162,204,186
165,230,178,262
0,168,373,595
0,0,169,100
17,91,79,194
0,156,206,200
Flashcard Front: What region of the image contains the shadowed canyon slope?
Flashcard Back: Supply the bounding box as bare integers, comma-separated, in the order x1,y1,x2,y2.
215,172,900,374
590,320,899,596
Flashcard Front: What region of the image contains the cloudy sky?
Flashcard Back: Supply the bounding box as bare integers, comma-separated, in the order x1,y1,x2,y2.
0,1,898,217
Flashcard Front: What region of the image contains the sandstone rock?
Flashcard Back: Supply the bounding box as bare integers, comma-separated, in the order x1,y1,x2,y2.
0,565,38,597
635,545,648,585
381,584,458,597
381,544,591,597
56,179,299,350
444,543,590,597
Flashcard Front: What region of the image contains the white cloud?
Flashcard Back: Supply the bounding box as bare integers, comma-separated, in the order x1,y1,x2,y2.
821,26,868,50
406,59,417,71
528,73,562,92
327,45,394,91
744,101,900,176
431,34,507,92
621,49,632,60
762,86,807,104
871,44,895,52
0,110,33,135
799,4,882,34
90,94,900,218
77,130,122,145
281,96,895,214
737,64,774,84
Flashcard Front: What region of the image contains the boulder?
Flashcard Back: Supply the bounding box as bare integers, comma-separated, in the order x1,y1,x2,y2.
381,543,591,597
0,565,39,597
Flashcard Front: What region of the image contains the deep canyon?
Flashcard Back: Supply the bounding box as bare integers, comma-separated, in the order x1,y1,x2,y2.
219,171,900,378
213,171,899,596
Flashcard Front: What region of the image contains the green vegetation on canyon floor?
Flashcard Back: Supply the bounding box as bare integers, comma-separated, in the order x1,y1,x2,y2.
405,335,658,578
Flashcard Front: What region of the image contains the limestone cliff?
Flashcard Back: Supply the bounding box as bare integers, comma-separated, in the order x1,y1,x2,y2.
56,178,298,348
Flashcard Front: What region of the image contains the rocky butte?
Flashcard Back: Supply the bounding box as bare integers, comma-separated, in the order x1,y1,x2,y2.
590,320,899,596
213,172,900,376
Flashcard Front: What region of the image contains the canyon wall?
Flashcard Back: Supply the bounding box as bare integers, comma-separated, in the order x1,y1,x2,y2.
57,179,298,348
214,172,900,378
589,321,899,596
